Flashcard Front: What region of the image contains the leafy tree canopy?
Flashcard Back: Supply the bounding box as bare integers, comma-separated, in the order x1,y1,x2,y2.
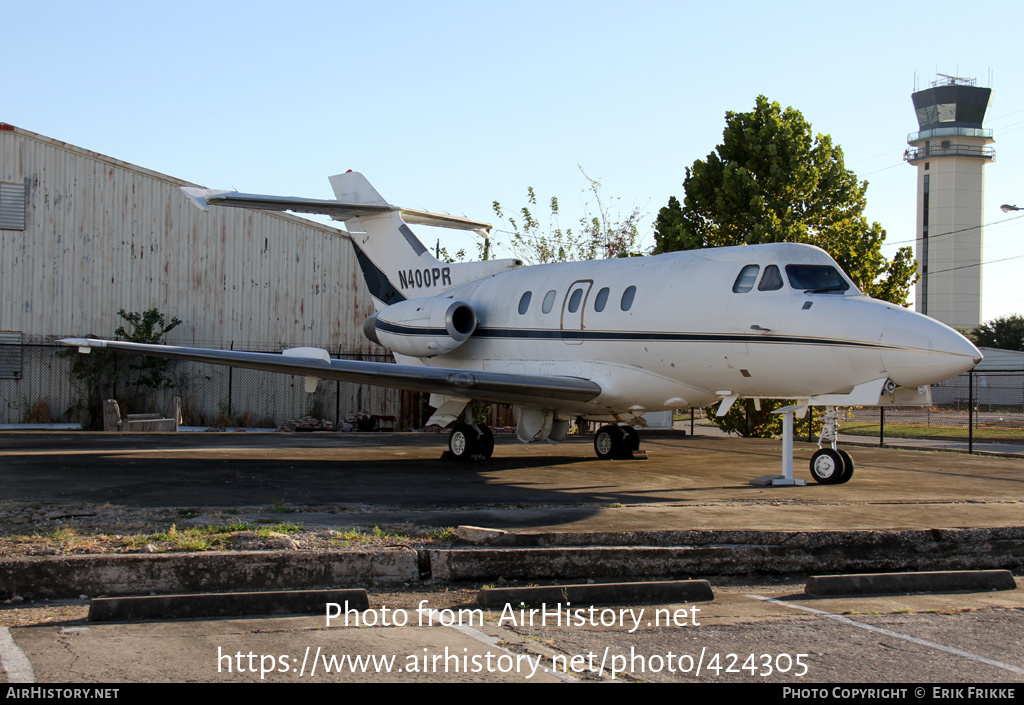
61,308,182,429
655,96,917,437
967,314,1024,352
655,95,915,305
115,308,182,390
492,167,646,264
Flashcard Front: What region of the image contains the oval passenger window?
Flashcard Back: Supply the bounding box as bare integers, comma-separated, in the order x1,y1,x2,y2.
518,291,532,314
542,290,557,314
620,285,636,311
568,288,583,313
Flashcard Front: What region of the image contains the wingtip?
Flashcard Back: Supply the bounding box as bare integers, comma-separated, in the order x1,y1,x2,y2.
58,337,104,353
180,186,234,212
180,187,211,211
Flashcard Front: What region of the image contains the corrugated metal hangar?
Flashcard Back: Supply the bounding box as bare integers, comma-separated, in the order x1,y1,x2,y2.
0,123,410,428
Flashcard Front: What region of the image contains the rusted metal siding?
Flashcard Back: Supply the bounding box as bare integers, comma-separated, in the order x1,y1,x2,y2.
0,124,377,352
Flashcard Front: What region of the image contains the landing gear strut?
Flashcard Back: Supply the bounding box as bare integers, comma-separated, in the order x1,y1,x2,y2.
446,423,494,461
810,407,853,484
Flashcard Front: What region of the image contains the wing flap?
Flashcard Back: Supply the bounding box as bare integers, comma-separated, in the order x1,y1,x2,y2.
59,339,601,408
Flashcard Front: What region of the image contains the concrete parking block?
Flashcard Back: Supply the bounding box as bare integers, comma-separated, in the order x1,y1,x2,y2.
476,580,714,608
88,588,370,621
805,569,1018,596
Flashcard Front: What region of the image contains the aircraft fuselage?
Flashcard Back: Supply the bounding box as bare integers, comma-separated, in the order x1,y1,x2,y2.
398,242,979,417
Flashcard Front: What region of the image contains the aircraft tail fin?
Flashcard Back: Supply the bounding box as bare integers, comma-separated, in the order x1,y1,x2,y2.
328,171,389,207
181,172,523,310
327,172,522,309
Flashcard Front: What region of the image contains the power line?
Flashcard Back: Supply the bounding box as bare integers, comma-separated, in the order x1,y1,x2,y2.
928,252,1024,275
884,213,1024,248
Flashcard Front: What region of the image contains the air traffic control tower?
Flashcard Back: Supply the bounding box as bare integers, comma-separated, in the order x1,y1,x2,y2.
905,75,994,330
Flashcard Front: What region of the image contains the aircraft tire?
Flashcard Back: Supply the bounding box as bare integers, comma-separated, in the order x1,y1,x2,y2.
623,426,640,451
836,449,855,484
449,423,481,461
478,424,494,460
809,448,847,484
594,425,627,460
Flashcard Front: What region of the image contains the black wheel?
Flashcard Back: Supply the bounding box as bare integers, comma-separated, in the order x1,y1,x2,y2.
478,424,494,460
449,423,480,461
623,426,640,451
809,448,847,484
594,425,627,459
836,449,855,484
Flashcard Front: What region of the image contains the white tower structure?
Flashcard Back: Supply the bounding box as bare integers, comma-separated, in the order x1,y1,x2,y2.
905,75,994,330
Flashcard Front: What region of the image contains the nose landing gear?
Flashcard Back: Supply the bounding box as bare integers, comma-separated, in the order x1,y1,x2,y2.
809,447,854,484
809,407,854,484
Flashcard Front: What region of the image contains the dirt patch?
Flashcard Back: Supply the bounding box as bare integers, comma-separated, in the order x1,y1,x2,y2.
0,501,453,559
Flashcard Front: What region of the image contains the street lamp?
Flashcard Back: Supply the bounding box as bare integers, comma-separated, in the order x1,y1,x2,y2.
1001,204,1021,212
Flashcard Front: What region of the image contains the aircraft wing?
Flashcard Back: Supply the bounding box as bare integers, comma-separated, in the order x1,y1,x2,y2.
58,339,601,408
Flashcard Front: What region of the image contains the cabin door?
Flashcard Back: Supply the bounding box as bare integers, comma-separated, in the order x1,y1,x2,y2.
560,280,593,345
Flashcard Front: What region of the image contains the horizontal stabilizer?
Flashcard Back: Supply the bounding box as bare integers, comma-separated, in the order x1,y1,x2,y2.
181,188,393,219
180,187,493,233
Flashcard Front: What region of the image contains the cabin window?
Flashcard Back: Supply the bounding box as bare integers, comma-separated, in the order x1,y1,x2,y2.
620,285,637,311
518,291,532,314
732,265,759,293
567,288,584,313
758,265,784,291
594,287,610,312
542,289,557,314
785,265,850,293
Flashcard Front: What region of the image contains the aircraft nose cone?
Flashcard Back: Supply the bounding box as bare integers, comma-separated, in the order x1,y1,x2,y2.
879,310,981,388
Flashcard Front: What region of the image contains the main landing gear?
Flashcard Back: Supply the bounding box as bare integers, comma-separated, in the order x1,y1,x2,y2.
446,423,494,461
444,421,647,462
809,407,854,484
593,424,643,460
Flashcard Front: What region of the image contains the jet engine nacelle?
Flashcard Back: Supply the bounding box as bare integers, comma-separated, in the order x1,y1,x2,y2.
364,297,477,358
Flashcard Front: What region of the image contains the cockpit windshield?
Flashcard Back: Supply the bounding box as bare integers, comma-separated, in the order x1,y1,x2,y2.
785,265,850,294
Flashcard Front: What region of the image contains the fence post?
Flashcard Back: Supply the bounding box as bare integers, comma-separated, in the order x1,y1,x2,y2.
336,345,343,425
690,407,694,436
879,406,885,448
968,369,974,454
228,341,234,417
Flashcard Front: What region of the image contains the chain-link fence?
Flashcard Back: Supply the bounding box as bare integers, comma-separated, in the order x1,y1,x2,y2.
842,368,1024,456
0,340,432,431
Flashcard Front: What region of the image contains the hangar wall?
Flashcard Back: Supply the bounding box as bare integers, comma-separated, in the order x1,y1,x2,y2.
0,123,407,426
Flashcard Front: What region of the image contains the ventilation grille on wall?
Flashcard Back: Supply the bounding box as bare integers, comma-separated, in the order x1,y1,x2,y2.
0,332,23,379
0,182,26,230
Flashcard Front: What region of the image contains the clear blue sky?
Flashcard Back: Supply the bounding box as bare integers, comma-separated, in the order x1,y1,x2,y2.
5,0,1023,320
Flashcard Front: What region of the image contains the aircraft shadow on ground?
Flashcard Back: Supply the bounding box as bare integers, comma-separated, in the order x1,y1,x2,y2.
1,449,721,526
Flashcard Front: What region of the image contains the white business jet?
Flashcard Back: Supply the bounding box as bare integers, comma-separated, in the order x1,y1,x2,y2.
61,172,981,484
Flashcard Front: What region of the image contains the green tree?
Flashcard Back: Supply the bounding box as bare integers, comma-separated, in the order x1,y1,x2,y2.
492,167,646,264
114,308,182,389
62,308,181,428
655,95,915,304
968,314,1024,352
655,96,916,438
